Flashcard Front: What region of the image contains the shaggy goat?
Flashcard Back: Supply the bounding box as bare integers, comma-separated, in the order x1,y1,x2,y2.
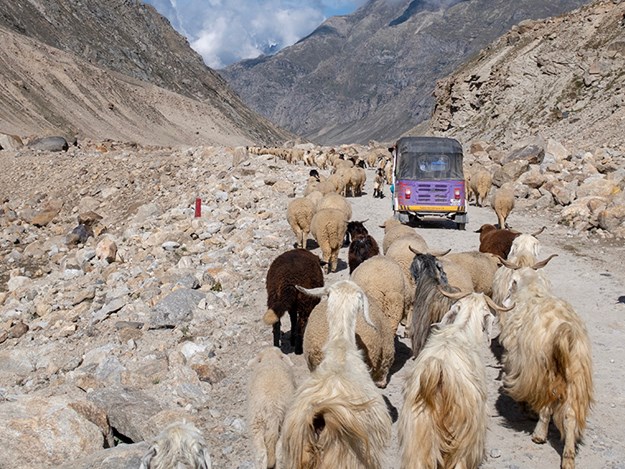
491,233,545,304
264,249,324,354
499,264,593,469
247,346,296,469
398,291,506,469
408,251,459,357
282,280,392,468
140,421,212,469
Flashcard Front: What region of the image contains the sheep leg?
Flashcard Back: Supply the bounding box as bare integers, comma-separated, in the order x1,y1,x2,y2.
289,310,298,348
561,406,577,469
272,321,281,347
531,405,552,444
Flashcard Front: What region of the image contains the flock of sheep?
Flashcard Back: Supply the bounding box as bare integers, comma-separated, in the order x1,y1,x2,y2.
245,146,593,469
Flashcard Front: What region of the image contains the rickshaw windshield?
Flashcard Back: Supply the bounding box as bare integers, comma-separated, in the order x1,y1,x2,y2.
395,137,464,180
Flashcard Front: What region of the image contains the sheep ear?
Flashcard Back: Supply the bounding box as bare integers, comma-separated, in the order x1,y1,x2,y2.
139,446,157,469
296,285,326,298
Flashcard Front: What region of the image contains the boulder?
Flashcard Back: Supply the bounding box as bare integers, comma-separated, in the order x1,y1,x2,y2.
492,159,530,186
87,387,164,443
502,144,545,165
28,136,69,152
0,396,103,467
0,133,24,150
96,237,118,263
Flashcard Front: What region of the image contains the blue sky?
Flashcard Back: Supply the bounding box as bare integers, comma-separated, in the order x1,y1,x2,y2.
144,0,366,69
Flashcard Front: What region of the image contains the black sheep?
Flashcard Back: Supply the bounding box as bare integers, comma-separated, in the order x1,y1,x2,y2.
348,235,380,274
263,249,324,354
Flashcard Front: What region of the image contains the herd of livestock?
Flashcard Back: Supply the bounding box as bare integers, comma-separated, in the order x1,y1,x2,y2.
137,144,593,469
244,145,594,469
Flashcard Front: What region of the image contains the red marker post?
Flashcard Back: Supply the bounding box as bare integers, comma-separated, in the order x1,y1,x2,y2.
194,198,202,218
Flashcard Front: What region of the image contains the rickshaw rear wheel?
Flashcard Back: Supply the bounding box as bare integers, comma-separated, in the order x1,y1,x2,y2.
456,222,466,230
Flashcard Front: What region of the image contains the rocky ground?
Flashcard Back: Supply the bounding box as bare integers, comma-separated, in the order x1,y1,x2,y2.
0,143,624,468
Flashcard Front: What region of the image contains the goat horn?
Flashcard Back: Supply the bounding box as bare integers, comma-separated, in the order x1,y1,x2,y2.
531,253,558,270
498,257,521,270
484,294,515,313
408,245,423,255
437,286,471,301
431,248,452,257
531,226,546,237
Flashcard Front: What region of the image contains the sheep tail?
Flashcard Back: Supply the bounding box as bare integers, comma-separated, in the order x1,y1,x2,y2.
263,309,280,325
553,322,594,438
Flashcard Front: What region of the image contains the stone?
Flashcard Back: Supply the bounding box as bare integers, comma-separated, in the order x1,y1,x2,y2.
0,396,103,466
96,237,118,263
0,133,24,151
28,136,69,152
150,288,206,327
87,387,163,443
576,176,618,199
492,160,530,186
503,144,545,165
56,442,149,469
597,204,625,232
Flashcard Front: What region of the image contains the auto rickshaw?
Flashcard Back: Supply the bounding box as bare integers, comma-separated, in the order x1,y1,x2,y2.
391,136,468,230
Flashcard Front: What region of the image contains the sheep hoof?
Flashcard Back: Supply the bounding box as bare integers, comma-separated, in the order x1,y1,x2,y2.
531,433,546,444
561,457,575,469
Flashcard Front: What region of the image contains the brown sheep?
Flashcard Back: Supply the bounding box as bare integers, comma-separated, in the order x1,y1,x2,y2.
263,249,324,354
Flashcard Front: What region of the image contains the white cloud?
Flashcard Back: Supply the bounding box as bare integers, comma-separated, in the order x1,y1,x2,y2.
144,0,367,68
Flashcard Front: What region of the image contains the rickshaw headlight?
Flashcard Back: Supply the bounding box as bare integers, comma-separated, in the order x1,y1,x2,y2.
405,188,411,199
454,187,461,199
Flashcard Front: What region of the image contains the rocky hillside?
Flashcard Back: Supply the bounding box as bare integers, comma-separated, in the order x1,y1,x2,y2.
0,0,291,146
426,0,625,153
221,0,588,144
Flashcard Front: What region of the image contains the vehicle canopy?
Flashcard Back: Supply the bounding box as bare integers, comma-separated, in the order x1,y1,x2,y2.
395,136,464,181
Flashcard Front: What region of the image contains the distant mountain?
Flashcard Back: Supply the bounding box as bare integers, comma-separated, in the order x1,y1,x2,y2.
0,0,291,146
221,0,589,145
424,0,625,152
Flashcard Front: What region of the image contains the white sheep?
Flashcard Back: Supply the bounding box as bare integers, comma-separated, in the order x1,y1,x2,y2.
380,217,427,254
247,346,296,469
286,197,315,249
303,294,395,388
316,192,352,221
140,421,212,469
282,280,392,468
398,291,506,469
310,208,348,274
468,168,492,207
499,265,593,469
441,250,501,296
351,255,410,332
493,182,515,228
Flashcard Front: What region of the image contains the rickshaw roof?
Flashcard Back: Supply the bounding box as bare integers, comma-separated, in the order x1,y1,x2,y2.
396,136,463,157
